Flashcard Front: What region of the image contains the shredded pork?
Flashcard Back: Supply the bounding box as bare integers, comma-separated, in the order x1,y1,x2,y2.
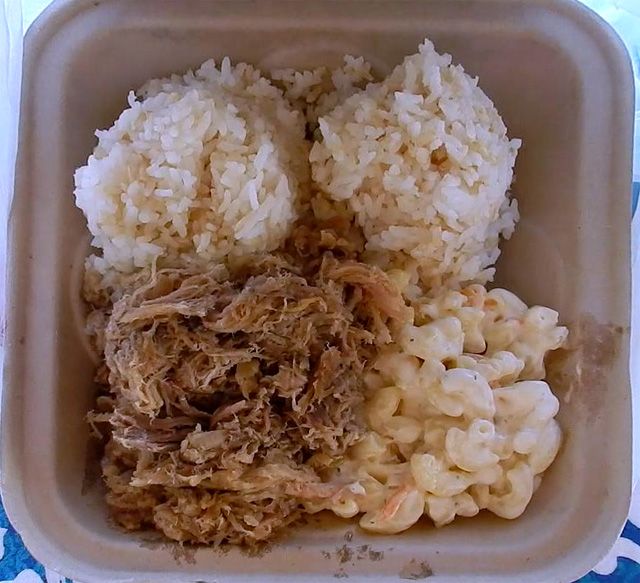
88,233,409,545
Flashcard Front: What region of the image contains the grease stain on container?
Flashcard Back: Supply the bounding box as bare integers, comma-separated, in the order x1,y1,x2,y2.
171,543,198,566
336,544,354,564
399,559,434,580
546,313,626,409
344,530,354,542
369,549,384,561
80,435,103,496
70,233,99,364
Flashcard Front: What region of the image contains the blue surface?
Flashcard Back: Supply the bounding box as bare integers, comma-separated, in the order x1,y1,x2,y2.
0,492,639,582
580,559,640,583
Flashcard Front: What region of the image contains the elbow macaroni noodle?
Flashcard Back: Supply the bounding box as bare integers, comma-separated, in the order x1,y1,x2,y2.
320,285,567,533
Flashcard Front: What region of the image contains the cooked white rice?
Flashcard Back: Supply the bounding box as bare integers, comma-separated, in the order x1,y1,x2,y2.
309,39,521,291
75,59,308,274
76,39,521,295
272,56,374,127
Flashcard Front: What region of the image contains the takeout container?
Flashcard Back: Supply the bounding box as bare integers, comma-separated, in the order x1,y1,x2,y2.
1,0,634,581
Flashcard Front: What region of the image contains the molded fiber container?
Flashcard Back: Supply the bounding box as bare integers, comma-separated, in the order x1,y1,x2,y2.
1,0,634,581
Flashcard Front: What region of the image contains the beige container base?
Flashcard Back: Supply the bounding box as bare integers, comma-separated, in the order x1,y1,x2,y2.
1,0,634,581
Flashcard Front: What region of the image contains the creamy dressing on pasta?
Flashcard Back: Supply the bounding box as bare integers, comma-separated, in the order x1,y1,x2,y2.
313,284,567,533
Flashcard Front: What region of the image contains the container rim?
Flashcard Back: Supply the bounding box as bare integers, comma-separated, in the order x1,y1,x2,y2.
1,1,635,582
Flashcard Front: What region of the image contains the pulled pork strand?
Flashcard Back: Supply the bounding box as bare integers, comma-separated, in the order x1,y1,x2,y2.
89,251,408,546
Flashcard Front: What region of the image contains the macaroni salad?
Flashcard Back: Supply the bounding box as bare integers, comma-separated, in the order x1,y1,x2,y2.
310,284,567,534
